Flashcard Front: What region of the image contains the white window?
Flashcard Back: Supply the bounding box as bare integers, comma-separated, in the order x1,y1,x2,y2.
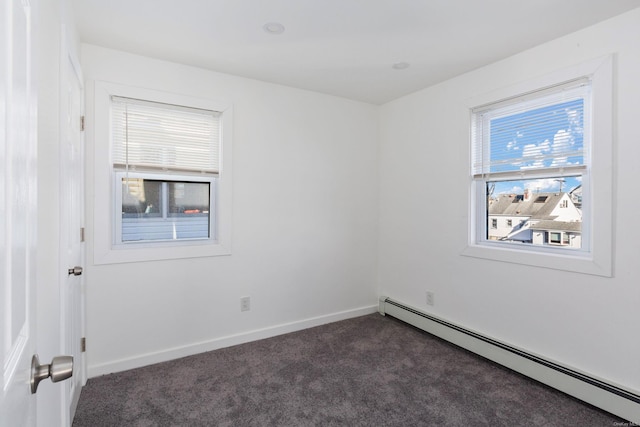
472,78,590,251
92,82,233,264
111,96,219,245
463,56,613,277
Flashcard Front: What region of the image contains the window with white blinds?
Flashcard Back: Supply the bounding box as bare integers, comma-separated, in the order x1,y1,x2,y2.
93,81,233,264
469,78,593,254
111,96,221,174
463,56,613,276
471,78,590,180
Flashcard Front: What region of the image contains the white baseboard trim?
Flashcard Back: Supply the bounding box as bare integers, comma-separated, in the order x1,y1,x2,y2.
379,296,640,424
87,304,378,378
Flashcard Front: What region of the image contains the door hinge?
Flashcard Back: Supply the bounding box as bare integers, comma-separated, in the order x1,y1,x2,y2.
80,227,85,242
80,115,85,131
80,337,86,352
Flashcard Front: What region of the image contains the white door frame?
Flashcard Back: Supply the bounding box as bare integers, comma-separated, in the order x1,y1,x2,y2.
59,24,86,424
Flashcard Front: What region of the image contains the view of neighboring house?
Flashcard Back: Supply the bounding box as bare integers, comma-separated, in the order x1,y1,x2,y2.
488,188,582,248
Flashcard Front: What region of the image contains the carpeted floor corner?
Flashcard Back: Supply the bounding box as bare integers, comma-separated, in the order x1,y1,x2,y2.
73,313,627,426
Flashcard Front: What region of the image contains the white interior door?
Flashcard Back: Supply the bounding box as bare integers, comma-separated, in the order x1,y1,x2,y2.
60,42,86,423
0,0,38,425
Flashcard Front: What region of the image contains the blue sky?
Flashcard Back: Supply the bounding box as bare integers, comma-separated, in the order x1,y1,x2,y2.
491,176,581,198
488,98,584,196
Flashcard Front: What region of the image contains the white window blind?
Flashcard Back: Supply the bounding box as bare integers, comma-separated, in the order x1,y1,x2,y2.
471,79,590,179
111,96,221,174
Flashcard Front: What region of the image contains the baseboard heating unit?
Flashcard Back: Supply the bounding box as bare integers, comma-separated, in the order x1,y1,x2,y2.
378,296,640,423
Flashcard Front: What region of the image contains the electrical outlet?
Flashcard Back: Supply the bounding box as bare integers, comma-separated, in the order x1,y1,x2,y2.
240,296,251,312
426,291,435,306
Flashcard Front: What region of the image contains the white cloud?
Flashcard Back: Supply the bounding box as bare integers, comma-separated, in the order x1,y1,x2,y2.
496,185,523,195
552,129,572,149
522,140,551,158
524,178,563,192
550,129,573,167
520,160,544,170
566,108,582,130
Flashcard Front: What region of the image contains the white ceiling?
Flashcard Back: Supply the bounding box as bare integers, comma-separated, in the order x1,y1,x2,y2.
71,0,640,105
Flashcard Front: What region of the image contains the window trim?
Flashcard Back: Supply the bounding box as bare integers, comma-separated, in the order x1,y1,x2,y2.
462,56,613,277
92,81,233,264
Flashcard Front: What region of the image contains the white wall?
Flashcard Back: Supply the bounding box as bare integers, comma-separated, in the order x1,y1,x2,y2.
378,8,640,393
81,7,640,396
81,45,380,375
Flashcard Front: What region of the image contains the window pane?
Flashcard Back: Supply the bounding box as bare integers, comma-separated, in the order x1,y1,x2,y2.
486,177,582,249
121,178,211,242
489,99,584,174
168,182,210,217
122,178,161,216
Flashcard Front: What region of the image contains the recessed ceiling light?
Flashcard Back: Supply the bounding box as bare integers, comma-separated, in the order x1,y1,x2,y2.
263,22,285,35
392,62,410,70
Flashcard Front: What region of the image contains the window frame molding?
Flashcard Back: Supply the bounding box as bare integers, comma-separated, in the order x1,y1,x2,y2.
462,55,613,277
92,81,233,264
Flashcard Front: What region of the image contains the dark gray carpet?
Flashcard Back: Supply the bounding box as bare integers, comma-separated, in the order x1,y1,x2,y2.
73,313,626,426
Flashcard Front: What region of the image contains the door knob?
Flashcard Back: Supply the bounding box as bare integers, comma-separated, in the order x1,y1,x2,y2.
30,354,73,394
68,266,83,276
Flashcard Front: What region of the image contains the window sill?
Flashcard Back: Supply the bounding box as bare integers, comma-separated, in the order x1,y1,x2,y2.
461,243,612,277
93,239,231,265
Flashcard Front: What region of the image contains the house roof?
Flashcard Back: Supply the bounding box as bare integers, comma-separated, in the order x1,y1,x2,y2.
488,192,566,220
531,220,582,232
